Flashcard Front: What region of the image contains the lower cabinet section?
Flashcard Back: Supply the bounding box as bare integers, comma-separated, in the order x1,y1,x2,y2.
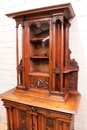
3,100,74,130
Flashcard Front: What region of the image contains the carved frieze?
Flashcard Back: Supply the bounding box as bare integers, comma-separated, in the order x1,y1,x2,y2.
26,106,38,112
3,100,72,118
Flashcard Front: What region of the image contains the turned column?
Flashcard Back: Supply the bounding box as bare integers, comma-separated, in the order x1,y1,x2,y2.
60,19,64,93
16,23,19,86
52,16,57,92
6,106,13,130
16,21,26,91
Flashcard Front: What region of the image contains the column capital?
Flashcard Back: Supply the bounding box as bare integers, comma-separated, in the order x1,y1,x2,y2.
52,16,57,25
16,21,25,28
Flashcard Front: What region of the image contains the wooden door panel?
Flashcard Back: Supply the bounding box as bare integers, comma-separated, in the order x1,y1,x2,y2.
18,109,32,130
58,120,63,130
38,114,45,130
56,119,71,130
32,115,38,130
13,107,19,130
44,116,55,130
27,114,33,130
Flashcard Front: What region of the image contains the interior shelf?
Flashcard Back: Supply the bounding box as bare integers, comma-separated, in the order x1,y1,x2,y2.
30,55,49,58
63,68,79,73
30,37,49,43
30,38,44,43
28,72,50,77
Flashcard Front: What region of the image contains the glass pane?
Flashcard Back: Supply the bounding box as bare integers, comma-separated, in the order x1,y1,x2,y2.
30,22,49,73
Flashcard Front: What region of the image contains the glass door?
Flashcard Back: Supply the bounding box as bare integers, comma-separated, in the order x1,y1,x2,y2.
28,20,50,91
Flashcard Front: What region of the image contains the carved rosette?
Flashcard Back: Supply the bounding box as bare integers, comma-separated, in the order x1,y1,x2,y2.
30,77,49,90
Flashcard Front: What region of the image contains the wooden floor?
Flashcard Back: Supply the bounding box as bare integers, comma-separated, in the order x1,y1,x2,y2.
0,122,7,130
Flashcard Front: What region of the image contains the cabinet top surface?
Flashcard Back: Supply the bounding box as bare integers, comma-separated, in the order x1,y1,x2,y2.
0,88,81,115
5,3,75,20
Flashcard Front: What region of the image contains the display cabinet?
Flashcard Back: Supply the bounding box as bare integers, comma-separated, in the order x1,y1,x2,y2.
0,3,81,130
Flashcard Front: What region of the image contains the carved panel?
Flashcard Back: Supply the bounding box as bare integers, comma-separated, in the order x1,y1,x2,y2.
46,117,54,130
68,72,77,90
58,120,64,130
30,77,49,90
19,110,28,130
65,122,70,130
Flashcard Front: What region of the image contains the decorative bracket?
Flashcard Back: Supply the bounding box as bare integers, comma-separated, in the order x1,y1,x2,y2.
17,65,25,72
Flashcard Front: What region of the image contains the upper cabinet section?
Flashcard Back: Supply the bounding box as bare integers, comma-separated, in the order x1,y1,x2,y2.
5,3,79,102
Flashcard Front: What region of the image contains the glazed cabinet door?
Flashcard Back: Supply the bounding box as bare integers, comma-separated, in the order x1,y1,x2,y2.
25,18,52,93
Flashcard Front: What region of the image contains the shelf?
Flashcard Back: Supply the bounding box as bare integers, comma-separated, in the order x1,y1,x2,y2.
28,72,50,77
30,55,49,59
30,37,49,43
30,38,44,43
63,68,79,73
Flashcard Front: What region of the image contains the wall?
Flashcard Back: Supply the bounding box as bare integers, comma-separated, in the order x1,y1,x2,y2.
0,0,87,129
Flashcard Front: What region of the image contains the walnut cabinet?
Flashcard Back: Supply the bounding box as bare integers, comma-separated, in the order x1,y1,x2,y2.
0,3,81,130
3,99,74,130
